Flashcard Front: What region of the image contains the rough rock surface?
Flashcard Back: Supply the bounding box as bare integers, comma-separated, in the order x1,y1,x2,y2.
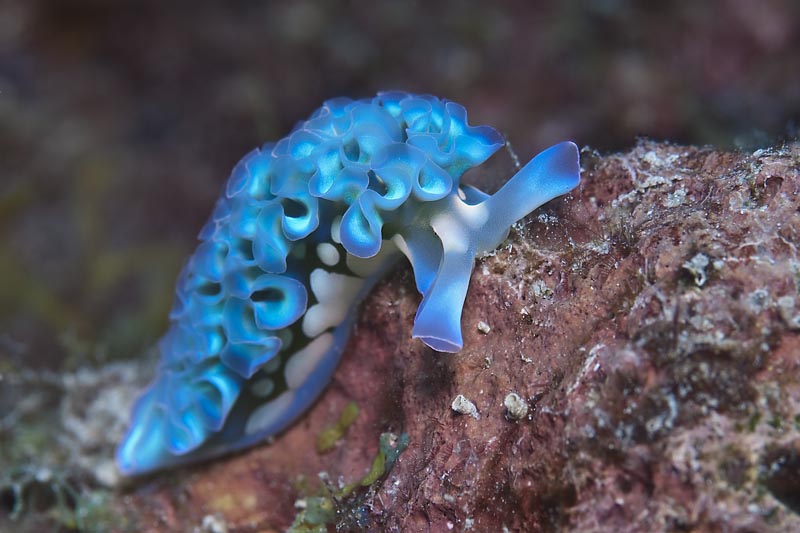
109,142,800,532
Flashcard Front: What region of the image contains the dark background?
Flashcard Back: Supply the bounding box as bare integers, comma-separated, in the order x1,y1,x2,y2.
1,0,799,369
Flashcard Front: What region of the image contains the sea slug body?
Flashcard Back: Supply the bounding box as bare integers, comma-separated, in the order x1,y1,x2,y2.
117,91,581,475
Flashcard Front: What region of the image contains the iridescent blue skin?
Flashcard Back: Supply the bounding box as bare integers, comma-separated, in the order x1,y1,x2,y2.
117,92,581,475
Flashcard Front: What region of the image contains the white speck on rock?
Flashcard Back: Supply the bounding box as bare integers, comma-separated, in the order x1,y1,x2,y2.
504,392,528,420
777,295,800,330
451,394,479,419
663,187,687,207
747,288,770,313
531,279,553,299
196,514,228,533
683,253,710,286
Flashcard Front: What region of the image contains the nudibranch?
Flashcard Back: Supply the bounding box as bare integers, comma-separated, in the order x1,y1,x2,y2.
117,91,580,475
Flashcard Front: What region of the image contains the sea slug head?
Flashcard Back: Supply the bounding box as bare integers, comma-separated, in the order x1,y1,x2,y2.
402,139,580,352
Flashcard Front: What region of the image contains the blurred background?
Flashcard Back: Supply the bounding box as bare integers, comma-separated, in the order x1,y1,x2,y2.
1,0,799,375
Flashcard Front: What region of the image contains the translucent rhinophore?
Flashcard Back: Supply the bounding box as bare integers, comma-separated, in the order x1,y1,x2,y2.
117,92,581,475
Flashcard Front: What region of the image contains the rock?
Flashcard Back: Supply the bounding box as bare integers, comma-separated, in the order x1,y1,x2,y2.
112,142,800,532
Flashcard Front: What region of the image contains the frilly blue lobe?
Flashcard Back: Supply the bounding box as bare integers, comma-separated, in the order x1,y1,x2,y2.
117,92,581,475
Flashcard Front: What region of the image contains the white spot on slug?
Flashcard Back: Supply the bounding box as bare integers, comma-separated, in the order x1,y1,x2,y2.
316,242,340,266
250,377,275,398
331,216,342,244
262,355,282,374
276,327,293,351
245,391,294,435
284,333,334,389
302,269,364,337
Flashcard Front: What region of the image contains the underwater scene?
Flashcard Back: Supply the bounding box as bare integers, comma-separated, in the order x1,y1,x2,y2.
1,2,799,531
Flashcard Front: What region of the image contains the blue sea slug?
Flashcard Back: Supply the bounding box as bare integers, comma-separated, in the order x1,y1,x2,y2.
117,92,580,475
